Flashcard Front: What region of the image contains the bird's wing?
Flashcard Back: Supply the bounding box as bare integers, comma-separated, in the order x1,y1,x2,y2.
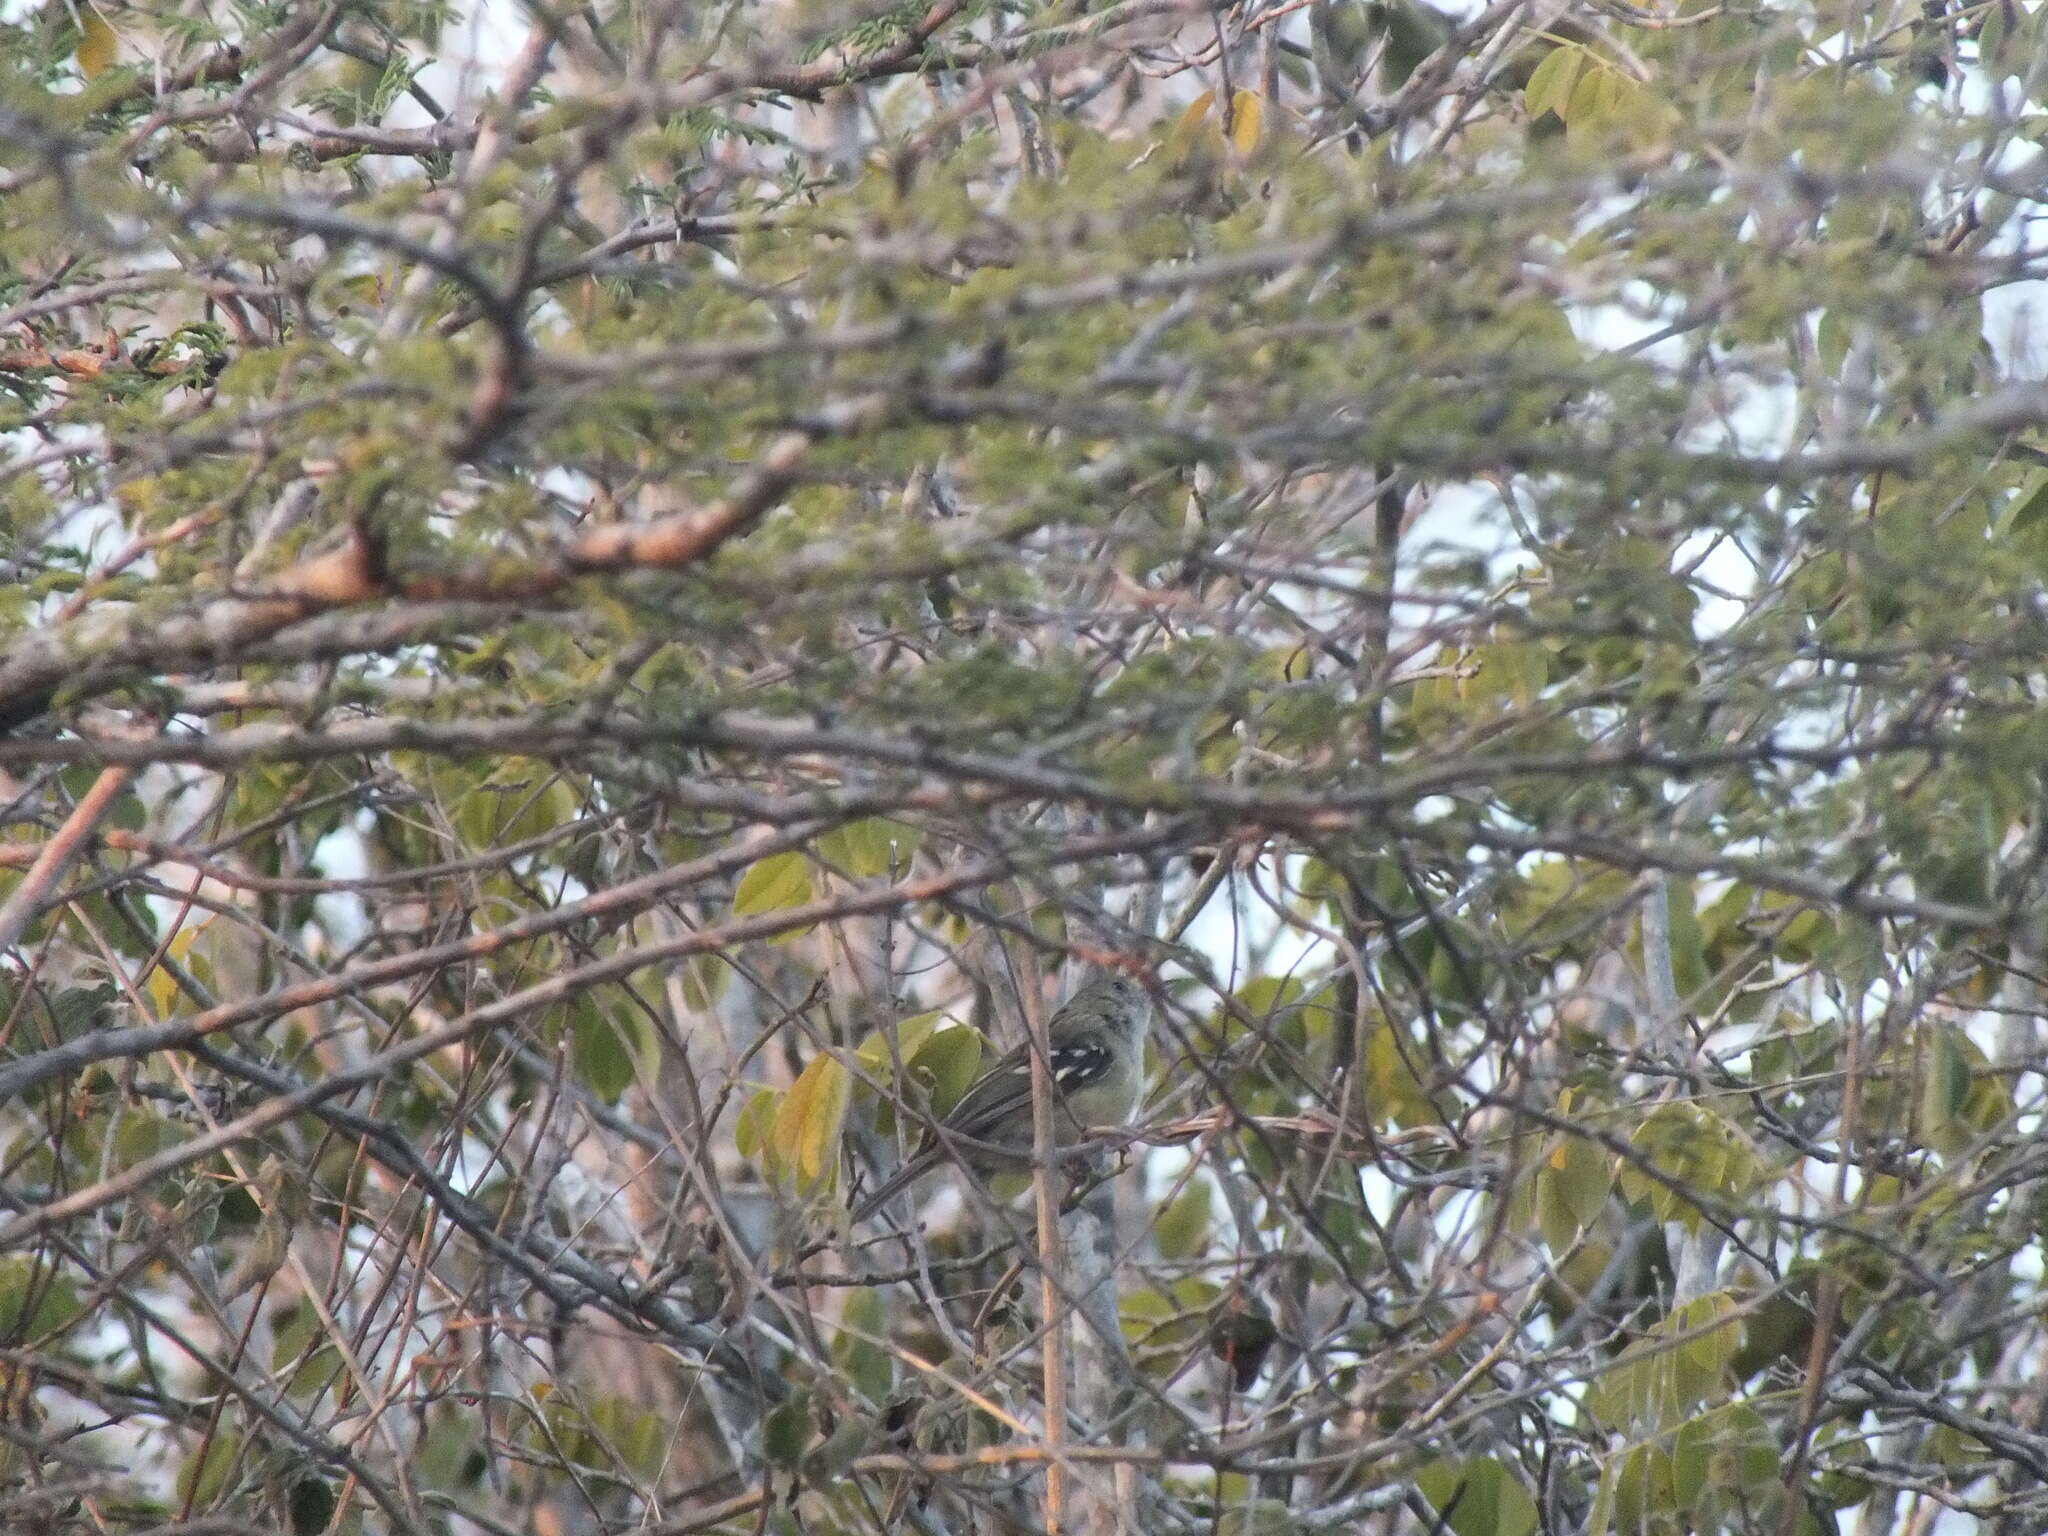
927,1044,1034,1149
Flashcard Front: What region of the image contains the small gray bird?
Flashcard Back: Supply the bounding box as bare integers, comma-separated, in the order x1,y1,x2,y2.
850,973,1152,1224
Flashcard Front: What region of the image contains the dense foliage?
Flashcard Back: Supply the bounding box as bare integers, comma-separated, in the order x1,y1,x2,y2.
5,1,2048,1532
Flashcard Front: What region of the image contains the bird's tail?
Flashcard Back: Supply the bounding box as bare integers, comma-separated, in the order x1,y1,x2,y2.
848,1151,934,1225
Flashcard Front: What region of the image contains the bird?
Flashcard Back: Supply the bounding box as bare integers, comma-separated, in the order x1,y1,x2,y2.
849,972,1152,1224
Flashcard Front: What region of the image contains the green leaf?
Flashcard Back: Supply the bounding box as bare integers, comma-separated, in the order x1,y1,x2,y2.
1416,1455,1539,1536
0,1258,83,1340
1670,1292,1742,1402
734,849,811,913
805,1415,875,1485
855,1009,944,1081
453,758,581,848
571,997,640,1103
1619,1103,1753,1229
1565,61,1616,125
585,1393,668,1477
1469,640,1547,709
1588,1291,1741,1432
1634,877,1708,1005
1978,2,2026,79
286,1475,339,1536
834,1287,893,1403
732,849,814,940
1373,0,1452,86
1611,1441,1675,1532
1523,44,1584,120
177,1432,243,1508
909,1025,985,1119
858,1009,949,1136
1121,1277,1222,1365
414,1404,483,1491
1365,1015,1446,1129
1586,1454,1619,1536
1677,1402,1780,1520
735,1088,779,1166
1534,1090,1616,1252
818,817,920,877
2004,471,2048,537
1154,1181,1212,1260
1815,310,1852,377
1218,1499,1297,1536
37,984,115,1047
761,1390,814,1470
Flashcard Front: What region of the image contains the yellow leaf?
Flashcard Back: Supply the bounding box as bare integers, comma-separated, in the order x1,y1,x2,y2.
734,1087,781,1171
1177,88,1217,131
1225,89,1263,155
77,12,117,79
147,921,208,1018
1165,88,1219,165
1167,87,1267,167
771,1052,851,1189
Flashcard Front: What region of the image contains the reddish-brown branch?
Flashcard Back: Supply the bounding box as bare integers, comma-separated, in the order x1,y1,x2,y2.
0,404,878,732
102,44,248,109
0,765,136,957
